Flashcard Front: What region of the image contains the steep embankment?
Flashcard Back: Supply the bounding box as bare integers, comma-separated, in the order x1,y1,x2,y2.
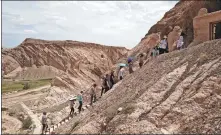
57,39,221,134
2,38,128,80
128,0,220,57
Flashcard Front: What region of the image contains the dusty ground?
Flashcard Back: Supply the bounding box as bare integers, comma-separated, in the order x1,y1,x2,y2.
54,39,221,134
2,111,22,134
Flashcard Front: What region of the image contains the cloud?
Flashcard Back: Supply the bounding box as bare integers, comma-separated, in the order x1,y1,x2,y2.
2,1,178,49
24,29,37,34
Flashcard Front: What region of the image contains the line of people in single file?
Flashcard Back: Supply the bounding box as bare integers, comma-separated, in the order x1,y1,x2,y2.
41,31,185,134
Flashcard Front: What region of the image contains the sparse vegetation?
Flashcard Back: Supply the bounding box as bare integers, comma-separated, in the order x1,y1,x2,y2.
198,53,209,65
104,106,118,124
22,116,32,129
69,121,80,133
2,79,51,93
121,104,136,115
23,82,30,90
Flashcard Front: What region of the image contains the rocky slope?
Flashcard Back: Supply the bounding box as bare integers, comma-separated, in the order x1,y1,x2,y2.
128,0,220,57
56,39,221,134
2,38,128,80
146,0,220,47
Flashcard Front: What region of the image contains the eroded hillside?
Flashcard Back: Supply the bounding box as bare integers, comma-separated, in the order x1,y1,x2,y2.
56,39,221,134
2,39,128,134
2,38,128,80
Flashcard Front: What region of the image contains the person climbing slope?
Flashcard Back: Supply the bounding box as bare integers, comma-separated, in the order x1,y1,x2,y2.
159,35,168,54
139,53,144,68
106,74,112,89
90,84,97,106
177,32,185,50
41,112,48,135
118,66,125,80
69,97,76,116
150,46,159,58
110,71,115,87
100,76,105,97
128,58,133,74
77,91,83,114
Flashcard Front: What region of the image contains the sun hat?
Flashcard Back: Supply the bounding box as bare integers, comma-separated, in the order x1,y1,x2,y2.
69,96,77,101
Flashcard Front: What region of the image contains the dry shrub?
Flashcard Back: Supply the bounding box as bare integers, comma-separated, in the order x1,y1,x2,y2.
23,82,30,90
104,106,118,124
22,116,32,129
121,104,136,115
69,120,80,133
198,53,209,65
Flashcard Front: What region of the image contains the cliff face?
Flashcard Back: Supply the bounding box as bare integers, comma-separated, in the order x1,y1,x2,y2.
146,0,219,47
128,0,220,58
2,38,128,80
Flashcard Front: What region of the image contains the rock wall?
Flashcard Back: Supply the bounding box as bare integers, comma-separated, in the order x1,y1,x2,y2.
193,10,221,42
144,0,219,47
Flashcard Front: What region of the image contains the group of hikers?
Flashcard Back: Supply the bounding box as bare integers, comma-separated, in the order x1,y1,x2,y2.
41,31,186,135
150,32,185,58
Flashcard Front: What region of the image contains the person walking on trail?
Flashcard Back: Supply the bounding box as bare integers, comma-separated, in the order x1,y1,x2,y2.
159,35,168,54
139,53,144,68
177,32,184,50
90,84,97,106
128,59,133,74
77,91,83,113
41,112,48,135
101,75,110,96
100,76,105,97
118,66,125,80
106,74,112,90
69,97,76,116
110,71,115,87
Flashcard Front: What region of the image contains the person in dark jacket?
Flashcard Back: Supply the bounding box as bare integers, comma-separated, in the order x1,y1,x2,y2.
110,71,115,88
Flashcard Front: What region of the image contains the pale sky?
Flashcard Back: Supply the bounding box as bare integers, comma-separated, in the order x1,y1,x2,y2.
2,1,178,49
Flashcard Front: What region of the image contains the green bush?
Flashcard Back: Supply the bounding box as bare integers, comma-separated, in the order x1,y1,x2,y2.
23,82,30,90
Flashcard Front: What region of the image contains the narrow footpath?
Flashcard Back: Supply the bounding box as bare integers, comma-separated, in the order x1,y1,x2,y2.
21,102,42,134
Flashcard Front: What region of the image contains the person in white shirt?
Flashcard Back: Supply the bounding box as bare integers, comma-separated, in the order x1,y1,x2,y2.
159,35,168,54
177,32,185,50
41,112,48,134
118,66,125,80
69,97,76,116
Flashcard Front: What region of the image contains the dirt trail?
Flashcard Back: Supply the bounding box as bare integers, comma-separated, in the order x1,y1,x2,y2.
21,102,42,134
2,85,50,107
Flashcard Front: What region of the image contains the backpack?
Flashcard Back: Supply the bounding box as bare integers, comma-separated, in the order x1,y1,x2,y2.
127,57,132,63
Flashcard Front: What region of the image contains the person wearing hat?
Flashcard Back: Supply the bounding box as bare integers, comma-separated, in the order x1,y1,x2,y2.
158,35,168,54
69,96,76,116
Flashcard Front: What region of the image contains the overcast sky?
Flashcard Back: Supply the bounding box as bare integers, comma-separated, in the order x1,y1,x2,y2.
2,1,178,49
